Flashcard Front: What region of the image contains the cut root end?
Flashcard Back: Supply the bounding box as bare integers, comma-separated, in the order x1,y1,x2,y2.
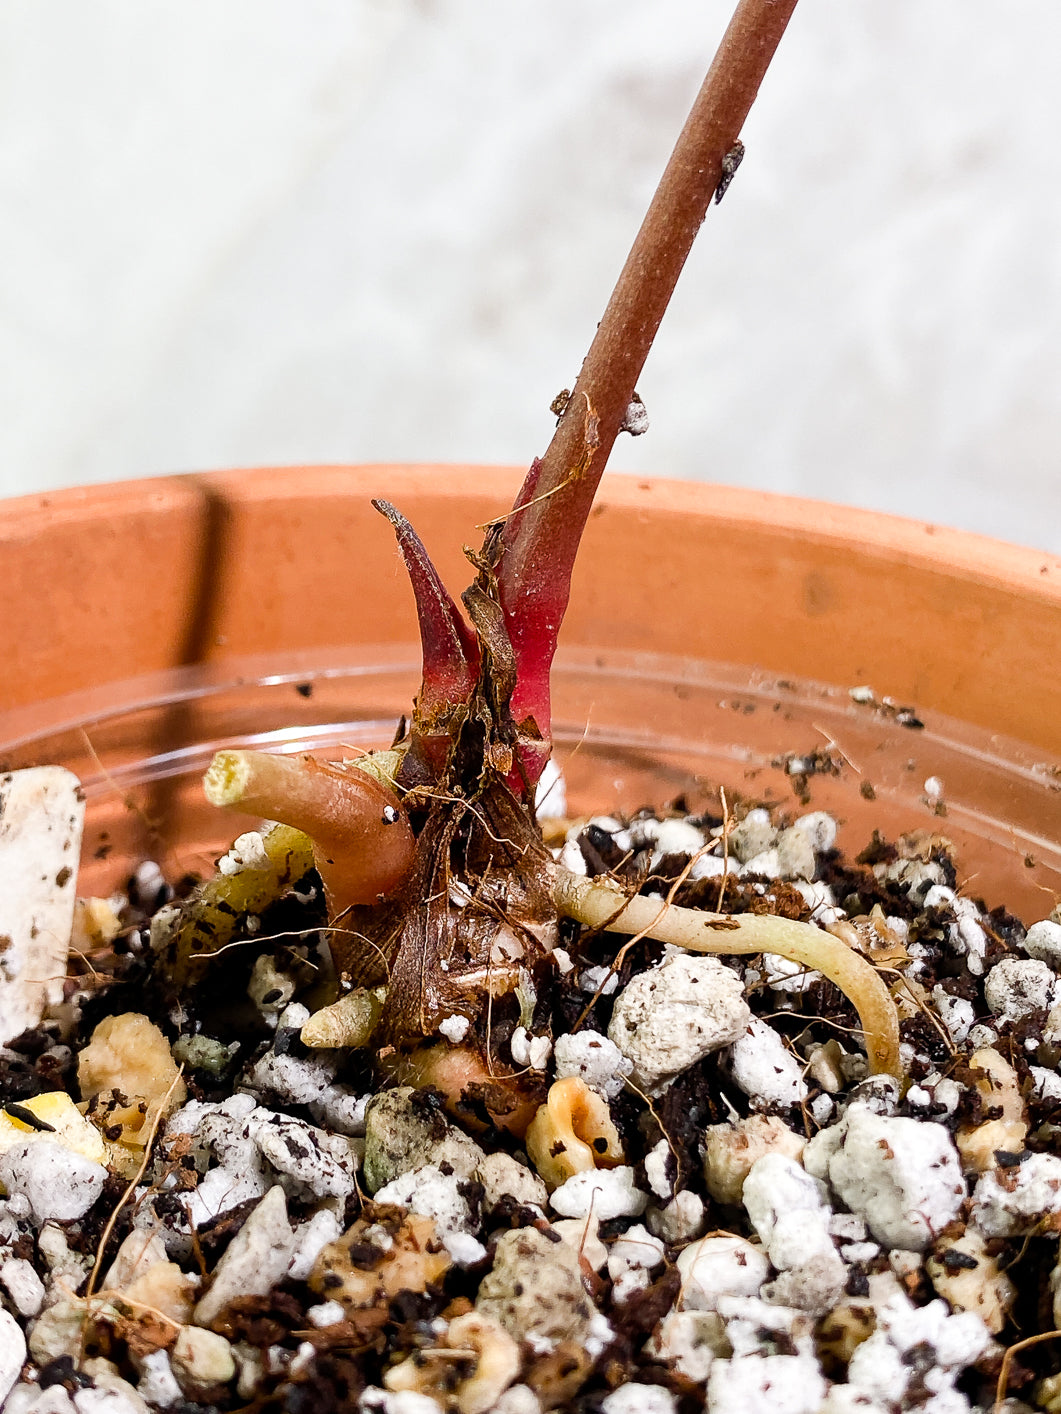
202,748,417,918
203,750,251,808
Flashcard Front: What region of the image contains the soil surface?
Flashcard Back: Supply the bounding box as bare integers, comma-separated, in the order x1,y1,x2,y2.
2,792,1060,1414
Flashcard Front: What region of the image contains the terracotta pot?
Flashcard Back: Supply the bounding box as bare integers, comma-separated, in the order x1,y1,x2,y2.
2,464,1060,918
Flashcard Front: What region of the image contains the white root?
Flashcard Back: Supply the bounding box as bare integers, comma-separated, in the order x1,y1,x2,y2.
552,866,901,1079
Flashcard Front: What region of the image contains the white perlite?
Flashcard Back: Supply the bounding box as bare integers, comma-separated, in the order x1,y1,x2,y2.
723,1017,809,1110
218,830,271,875
674,1235,769,1311
360,1390,443,1414
707,1296,825,1414
244,1045,366,1135
635,816,705,868
742,1154,829,1251
438,1014,470,1044
943,895,990,976
1023,918,1061,969
0,1307,27,1406
374,1164,486,1267
509,1026,551,1070
971,1152,1061,1236
549,1166,648,1221
742,1154,846,1316
804,1104,963,1251
599,1386,676,1414
644,1138,673,1200
729,810,776,863
647,1189,706,1245
646,1309,728,1383
773,825,817,880
288,1208,343,1283
488,1388,540,1414
707,1347,826,1414
607,1225,665,1282
607,952,750,1092
845,1290,991,1410
164,1093,359,1227
552,1029,631,1100
0,766,85,1045
135,1350,184,1410
0,1138,107,1223
255,1115,360,1202
932,985,975,1045
790,811,838,854
983,956,1059,1022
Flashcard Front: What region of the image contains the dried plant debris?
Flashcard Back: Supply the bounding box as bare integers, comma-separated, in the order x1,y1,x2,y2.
11,791,1061,1412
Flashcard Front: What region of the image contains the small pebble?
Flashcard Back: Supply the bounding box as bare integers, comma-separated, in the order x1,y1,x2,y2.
475,1227,592,1351
0,1256,45,1316
194,1185,296,1328
171,1326,237,1393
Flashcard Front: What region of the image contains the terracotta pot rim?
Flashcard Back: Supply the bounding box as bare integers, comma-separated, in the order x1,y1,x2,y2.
5,462,1061,762
3,463,1059,602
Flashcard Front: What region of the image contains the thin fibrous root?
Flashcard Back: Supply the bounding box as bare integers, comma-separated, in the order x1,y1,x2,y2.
552,866,901,1079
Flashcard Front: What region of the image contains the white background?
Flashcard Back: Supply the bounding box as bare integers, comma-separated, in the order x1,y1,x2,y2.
3,2,1060,550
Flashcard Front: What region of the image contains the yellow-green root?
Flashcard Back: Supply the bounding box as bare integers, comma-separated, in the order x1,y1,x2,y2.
153,823,314,986
552,866,902,1078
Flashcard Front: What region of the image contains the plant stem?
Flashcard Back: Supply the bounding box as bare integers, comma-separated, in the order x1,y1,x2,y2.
497,0,800,763
553,867,901,1078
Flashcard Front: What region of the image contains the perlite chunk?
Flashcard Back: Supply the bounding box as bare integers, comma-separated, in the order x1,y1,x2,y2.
0,767,85,1046
607,952,750,1093
805,1105,964,1252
